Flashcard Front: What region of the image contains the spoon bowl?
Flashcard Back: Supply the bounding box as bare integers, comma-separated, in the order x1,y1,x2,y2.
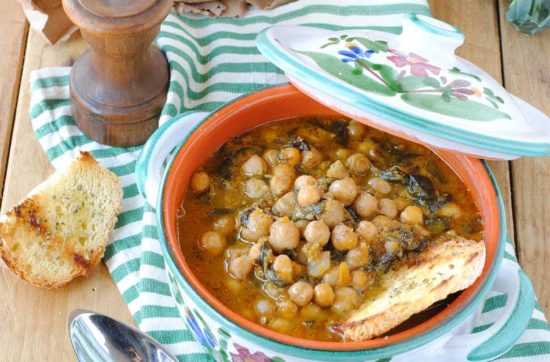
68,309,177,362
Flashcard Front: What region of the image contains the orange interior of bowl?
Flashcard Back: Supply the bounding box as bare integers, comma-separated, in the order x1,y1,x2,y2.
162,84,500,351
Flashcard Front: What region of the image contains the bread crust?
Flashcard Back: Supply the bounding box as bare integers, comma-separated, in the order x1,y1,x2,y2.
0,152,122,289
335,236,485,341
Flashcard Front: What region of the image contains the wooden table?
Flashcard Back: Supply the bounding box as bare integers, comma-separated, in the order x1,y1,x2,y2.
0,1,548,360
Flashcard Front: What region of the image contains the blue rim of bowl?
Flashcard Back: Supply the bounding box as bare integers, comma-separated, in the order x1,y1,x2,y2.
255,26,550,157
155,101,507,360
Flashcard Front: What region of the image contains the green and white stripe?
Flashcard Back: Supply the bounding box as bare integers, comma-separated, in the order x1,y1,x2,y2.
29,1,550,360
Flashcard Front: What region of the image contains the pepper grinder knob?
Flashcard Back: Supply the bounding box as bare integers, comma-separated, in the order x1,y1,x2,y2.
62,0,173,146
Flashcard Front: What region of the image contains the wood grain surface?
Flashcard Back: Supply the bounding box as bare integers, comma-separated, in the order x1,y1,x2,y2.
0,30,134,362
497,0,550,313
0,1,548,361
0,4,28,198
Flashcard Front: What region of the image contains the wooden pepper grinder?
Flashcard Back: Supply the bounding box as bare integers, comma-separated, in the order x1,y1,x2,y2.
62,0,173,146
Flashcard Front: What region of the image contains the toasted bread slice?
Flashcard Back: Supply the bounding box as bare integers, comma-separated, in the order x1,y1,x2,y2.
335,236,485,341
0,152,122,289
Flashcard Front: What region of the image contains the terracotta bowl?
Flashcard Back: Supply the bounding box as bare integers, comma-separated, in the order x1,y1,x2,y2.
140,84,533,361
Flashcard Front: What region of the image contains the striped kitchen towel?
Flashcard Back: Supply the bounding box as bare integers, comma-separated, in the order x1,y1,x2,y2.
28,0,550,360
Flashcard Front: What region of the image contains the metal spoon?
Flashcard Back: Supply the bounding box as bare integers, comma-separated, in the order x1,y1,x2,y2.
68,309,178,362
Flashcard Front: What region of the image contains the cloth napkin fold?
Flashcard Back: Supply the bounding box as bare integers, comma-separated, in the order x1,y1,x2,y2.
28,1,550,360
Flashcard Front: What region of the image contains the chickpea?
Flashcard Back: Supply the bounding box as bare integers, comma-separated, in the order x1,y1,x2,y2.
297,185,321,207
301,147,322,169
241,209,273,242
213,215,235,236
304,220,330,245
273,164,296,179
356,221,378,242
269,318,292,333
346,244,371,269
351,270,370,291
198,231,226,256
277,298,298,318
437,202,462,219
335,148,352,161
371,215,398,230
255,299,275,316
332,287,361,314
279,147,301,166
335,287,361,307
242,155,267,177
270,175,293,196
357,140,376,155
294,175,316,190
226,278,244,293
307,250,331,278
300,303,324,321
354,192,378,218
318,199,346,228
272,254,294,283
394,197,411,212
288,281,314,306
245,178,269,199
346,153,370,175
263,149,279,167
314,283,335,308
269,219,300,252
228,255,253,280
348,120,367,139
268,318,293,334
379,198,398,219
323,266,339,286
400,205,424,225
189,172,210,193
368,177,392,194
272,192,296,217
333,299,353,315
332,224,358,250
328,177,358,205
326,160,350,179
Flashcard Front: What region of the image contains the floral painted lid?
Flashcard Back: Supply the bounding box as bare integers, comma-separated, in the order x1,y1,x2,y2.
256,14,550,159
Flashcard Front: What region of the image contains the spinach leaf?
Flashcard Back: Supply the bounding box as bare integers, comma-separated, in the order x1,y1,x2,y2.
240,209,253,226
377,165,409,183
307,118,349,146
286,137,311,151
407,174,451,212
425,216,451,234
293,202,325,221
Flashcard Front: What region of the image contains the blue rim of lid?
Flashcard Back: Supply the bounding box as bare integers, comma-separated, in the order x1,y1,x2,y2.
256,25,550,158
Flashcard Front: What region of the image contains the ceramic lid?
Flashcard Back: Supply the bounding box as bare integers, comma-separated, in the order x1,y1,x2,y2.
256,14,550,160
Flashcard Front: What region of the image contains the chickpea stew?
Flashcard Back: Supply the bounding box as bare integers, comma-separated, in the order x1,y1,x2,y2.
177,117,483,342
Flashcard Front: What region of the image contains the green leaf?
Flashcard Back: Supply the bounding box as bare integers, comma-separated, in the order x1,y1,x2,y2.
488,98,499,109
358,59,402,92
299,51,395,96
354,37,389,53
401,93,512,121
400,75,430,92
448,66,482,81
422,77,441,88
271,357,287,362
